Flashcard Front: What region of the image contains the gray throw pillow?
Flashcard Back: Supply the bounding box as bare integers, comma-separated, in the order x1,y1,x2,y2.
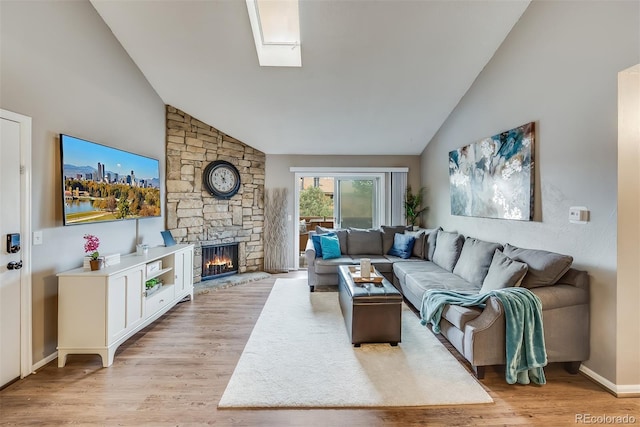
347,228,383,255
480,249,529,292
381,225,410,254
431,230,464,272
453,237,503,286
423,227,441,260
316,226,348,254
404,229,426,258
502,243,573,288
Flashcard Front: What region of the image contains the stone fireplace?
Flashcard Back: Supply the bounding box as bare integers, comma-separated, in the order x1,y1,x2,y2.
165,105,265,282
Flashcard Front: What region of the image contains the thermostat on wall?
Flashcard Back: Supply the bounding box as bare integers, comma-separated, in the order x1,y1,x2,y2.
569,206,589,224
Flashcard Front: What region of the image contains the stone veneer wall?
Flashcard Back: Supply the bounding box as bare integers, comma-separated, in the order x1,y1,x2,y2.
165,105,265,282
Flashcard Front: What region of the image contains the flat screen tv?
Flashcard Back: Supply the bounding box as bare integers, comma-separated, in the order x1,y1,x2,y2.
60,134,161,226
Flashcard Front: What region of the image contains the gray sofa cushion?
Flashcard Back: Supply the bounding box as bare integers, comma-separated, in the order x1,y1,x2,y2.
404,269,478,300
453,237,503,286
480,249,528,292
393,260,439,283
316,226,348,254
431,230,464,272
347,228,383,255
503,243,573,288
381,225,409,254
424,227,442,260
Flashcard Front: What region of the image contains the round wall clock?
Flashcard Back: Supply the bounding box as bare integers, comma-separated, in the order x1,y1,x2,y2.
203,160,241,199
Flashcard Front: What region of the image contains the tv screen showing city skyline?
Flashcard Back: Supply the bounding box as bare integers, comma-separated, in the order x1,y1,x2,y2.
60,134,161,226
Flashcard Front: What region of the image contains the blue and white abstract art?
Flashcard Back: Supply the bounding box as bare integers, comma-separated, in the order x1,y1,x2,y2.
449,122,534,221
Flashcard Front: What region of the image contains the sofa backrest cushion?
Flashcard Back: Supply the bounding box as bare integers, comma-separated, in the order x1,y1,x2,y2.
453,237,503,286
320,234,342,260
387,233,415,259
480,249,528,292
503,243,573,288
431,230,464,272
347,228,383,255
316,226,348,254
424,227,442,260
381,225,410,254
404,229,426,258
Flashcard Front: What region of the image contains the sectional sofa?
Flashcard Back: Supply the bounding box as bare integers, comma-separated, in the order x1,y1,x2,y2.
305,226,590,378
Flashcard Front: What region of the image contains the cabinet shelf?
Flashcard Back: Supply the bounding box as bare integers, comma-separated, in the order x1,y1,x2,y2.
147,267,172,281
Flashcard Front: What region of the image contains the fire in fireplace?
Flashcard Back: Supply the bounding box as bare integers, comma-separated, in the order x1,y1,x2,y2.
201,243,238,280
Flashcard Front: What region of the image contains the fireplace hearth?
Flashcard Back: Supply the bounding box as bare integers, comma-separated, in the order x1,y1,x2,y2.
201,243,238,280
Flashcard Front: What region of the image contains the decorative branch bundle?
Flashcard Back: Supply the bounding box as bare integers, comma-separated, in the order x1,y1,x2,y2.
264,188,289,273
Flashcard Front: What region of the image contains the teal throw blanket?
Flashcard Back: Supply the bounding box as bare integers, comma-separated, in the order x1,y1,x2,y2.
420,287,547,385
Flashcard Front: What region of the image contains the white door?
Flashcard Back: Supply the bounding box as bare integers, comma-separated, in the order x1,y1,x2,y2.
0,110,32,388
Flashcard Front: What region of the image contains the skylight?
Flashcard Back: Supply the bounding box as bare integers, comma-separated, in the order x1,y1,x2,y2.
246,0,301,67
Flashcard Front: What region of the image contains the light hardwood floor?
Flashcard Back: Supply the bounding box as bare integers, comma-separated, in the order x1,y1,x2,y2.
1,271,637,426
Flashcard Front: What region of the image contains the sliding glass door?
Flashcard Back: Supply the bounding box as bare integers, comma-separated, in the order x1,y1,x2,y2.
334,178,379,229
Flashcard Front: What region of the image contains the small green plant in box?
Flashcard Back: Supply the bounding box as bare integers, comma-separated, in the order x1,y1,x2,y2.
145,278,161,289
145,278,162,296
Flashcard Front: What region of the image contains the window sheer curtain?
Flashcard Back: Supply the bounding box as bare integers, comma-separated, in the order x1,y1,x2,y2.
390,172,407,226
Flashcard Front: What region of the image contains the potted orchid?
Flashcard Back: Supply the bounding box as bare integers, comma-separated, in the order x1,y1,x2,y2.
83,234,102,271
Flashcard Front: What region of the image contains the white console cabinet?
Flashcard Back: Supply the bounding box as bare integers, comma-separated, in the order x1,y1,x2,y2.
57,244,194,367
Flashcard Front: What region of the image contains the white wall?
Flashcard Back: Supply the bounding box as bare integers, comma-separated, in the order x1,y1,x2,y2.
266,154,421,269
0,1,166,364
421,0,639,386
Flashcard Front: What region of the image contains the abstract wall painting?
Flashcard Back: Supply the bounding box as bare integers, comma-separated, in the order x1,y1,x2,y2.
449,122,534,221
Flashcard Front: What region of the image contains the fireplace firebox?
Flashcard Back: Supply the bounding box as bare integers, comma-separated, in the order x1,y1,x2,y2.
201,243,238,280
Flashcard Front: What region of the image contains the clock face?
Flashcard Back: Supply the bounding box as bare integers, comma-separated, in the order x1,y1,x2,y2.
203,161,241,199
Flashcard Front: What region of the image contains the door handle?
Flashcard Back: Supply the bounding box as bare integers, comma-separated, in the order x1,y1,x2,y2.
7,261,23,270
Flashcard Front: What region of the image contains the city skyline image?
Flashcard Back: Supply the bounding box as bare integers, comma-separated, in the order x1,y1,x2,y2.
61,134,160,183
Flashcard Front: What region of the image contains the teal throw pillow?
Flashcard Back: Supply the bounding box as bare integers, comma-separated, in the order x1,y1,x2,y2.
311,232,335,258
320,234,341,260
387,233,415,259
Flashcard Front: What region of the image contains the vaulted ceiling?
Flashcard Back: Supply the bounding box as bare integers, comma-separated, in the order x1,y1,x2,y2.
91,0,530,155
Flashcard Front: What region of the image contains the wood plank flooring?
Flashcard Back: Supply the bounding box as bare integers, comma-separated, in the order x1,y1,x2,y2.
1,271,637,426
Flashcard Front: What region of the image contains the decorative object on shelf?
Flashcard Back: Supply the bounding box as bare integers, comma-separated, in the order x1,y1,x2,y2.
145,278,162,297
264,188,289,273
146,260,162,276
404,186,428,227
83,234,102,271
203,160,241,199
449,122,535,221
136,244,149,256
161,230,177,247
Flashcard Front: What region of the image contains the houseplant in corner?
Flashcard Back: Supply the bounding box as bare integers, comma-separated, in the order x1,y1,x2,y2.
84,234,102,271
404,186,428,228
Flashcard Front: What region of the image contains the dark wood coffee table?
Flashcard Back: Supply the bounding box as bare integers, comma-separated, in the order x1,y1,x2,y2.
337,265,402,347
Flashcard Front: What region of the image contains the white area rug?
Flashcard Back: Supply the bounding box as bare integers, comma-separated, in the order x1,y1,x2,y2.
218,278,493,408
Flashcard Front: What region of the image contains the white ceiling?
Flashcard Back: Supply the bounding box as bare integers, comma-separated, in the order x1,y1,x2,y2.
91,0,530,156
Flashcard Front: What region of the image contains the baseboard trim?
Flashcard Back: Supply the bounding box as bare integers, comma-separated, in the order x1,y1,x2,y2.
579,365,640,397
32,352,58,372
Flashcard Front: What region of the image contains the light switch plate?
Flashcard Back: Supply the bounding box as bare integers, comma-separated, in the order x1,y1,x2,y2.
569,206,589,224
33,230,43,245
